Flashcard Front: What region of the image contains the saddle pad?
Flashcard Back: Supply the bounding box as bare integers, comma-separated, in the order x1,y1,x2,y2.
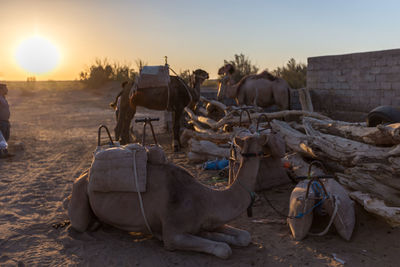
136,65,170,89
321,179,355,241
89,144,147,193
287,180,316,240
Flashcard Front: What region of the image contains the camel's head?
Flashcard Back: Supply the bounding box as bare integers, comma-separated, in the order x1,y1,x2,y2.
234,134,269,157
191,69,209,87
217,64,235,76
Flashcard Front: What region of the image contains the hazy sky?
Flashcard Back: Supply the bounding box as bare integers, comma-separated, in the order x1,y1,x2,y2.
1,0,400,80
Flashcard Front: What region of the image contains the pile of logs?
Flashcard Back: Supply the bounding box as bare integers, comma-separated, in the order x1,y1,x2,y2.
183,96,400,227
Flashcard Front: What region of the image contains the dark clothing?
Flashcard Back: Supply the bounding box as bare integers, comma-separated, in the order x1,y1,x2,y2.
0,95,10,121
0,95,10,141
0,120,10,141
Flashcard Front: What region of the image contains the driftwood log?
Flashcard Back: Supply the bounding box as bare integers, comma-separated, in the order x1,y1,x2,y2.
188,139,230,160
298,88,314,112
185,108,332,131
199,96,228,114
349,191,400,227
180,129,232,146
304,117,400,146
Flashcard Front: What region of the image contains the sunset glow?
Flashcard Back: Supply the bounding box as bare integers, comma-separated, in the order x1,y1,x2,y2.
14,35,60,75
1,0,400,81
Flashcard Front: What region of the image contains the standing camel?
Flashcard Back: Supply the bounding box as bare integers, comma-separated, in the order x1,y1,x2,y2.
114,69,209,151
217,64,290,110
67,133,274,259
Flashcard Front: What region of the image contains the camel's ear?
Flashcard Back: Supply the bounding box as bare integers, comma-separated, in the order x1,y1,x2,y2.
258,134,269,146
234,136,244,148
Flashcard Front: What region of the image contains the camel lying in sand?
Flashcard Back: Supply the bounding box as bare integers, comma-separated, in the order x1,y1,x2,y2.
66,133,281,259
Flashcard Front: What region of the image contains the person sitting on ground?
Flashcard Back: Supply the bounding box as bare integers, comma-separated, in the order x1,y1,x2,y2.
0,83,11,157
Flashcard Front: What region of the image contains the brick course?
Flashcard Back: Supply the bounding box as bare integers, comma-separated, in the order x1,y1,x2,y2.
308,49,400,118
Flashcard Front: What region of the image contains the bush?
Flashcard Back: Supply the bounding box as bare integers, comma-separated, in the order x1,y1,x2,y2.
272,58,307,89
223,53,259,83
178,69,192,85
79,58,138,88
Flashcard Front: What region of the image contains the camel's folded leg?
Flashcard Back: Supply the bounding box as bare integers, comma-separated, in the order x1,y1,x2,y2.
199,225,251,247
163,233,232,259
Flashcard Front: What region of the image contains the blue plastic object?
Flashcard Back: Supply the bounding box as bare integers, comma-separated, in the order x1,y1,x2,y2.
203,159,229,170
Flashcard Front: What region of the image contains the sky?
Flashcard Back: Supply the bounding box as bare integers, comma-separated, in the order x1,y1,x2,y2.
1,0,400,80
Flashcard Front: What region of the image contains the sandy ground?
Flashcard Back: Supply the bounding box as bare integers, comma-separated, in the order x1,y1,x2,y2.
0,81,399,266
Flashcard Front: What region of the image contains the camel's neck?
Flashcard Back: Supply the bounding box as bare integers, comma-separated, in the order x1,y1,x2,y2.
204,156,260,227
226,76,239,100
191,78,203,102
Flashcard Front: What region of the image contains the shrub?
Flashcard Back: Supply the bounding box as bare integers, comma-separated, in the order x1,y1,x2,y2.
178,69,192,85
223,53,259,83
79,58,138,88
272,58,307,89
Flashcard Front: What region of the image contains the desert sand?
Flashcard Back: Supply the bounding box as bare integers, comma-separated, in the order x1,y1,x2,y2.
0,81,399,266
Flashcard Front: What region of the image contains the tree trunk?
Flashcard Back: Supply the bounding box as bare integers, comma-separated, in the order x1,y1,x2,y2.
303,117,399,146
189,139,230,159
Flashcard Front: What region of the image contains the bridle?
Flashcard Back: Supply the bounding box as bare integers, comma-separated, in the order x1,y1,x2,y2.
229,133,270,217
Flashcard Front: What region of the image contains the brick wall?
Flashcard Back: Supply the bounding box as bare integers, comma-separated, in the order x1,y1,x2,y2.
307,49,400,119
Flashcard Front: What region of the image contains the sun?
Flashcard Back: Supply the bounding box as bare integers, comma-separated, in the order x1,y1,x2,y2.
15,35,60,74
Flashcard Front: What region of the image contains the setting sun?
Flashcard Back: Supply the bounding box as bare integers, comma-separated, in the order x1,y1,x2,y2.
14,35,60,74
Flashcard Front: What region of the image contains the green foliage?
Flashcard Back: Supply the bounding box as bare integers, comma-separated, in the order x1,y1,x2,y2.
178,69,192,85
79,58,138,88
272,58,307,89
223,53,259,83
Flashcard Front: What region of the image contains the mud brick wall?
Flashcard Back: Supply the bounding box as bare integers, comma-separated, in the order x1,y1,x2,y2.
307,49,400,116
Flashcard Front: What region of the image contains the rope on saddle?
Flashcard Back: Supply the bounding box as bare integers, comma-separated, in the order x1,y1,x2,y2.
166,84,171,110
133,150,153,235
169,67,193,104
308,195,338,236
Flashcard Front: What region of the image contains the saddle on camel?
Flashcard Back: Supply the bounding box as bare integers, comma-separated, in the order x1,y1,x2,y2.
112,62,208,151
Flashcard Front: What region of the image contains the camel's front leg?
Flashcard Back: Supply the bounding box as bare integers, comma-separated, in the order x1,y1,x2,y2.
172,110,182,151
163,233,232,259
199,225,251,247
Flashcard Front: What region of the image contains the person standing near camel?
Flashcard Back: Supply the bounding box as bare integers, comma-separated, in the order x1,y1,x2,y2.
0,84,11,156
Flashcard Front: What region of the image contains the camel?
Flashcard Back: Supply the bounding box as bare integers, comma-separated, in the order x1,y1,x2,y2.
66,133,276,259
114,69,209,151
217,64,290,110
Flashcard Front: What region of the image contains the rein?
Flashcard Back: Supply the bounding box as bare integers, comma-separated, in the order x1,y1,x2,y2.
228,132,269,217
169,67,194,104
237,180,256,217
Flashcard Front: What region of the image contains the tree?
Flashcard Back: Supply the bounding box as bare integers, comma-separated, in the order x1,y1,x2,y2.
272,58,307,89
223,53,259,83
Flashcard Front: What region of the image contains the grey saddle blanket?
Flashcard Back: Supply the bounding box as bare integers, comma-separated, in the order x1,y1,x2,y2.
136,65,170,89
89,144,148,193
